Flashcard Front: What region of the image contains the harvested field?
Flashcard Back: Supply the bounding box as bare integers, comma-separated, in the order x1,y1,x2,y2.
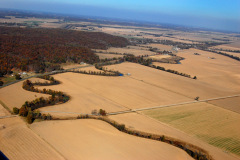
214,41,240,50
0,117,64,160
98,47,156,56
109,112,239,160
0,79,49,111
142,43,174,51
208,96,240,114
61,63,85,70
142,102,240,156
107,62,239,99
152,48,240,92
147,54,171,60
35,72,189,116
96,53,123,59
31,119,193,160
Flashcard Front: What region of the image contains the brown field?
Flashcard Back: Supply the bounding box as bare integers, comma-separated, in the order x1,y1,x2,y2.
152,48,240,92
147,54,171,60
142,43,174,51
61,63,86,70
0,117,64,160
31,119,193,160
214,41,240,50
35,72,189,116
96,53,123,59
142,102,240,156
98,47,156,56
208,97,240,114
109,112,239,160
107,62,239,99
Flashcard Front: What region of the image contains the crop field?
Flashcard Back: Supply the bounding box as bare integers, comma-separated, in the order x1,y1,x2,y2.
147,54,171,60
0,117,64,160
208,96,240,114
1,13,240,160
141,102,240,156
61,63,85,70
96,53,124,59
109,112,239,160
108,62,239,99
0,79,49,111
152,48,240,92
98,47,156,56
30,119,193,160
213,41,240,50
34,72,189,116
142,43,174,51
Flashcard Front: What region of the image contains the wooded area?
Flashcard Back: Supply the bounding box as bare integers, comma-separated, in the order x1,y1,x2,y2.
0,26,129,76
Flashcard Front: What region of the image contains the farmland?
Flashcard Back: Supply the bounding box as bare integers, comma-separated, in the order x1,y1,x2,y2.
0,116,64,160
34,71,189,116
142,102,240,156
97,47,156,56
31,119,193,160
1,11,240,160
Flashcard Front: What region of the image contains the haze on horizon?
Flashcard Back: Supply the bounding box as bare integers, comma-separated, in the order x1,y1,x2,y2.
0,0,240,32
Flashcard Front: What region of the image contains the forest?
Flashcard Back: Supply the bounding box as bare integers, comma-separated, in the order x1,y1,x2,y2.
0,26,129,76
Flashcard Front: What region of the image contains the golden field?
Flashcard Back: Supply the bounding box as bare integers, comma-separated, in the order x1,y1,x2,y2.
31,119,193,160
0,116,64,160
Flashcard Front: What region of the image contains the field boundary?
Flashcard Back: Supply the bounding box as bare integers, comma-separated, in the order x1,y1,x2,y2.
0,100,12,114
50,115,213,160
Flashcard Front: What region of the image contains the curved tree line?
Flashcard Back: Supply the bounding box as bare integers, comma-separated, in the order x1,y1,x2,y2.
116,55,197,79
67,115,211,160
13,76,69,123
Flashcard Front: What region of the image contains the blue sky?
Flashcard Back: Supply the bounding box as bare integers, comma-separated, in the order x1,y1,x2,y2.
1,0,240,32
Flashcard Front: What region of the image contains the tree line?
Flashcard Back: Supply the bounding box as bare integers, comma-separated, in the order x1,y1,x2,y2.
13,76,69,123
76,115,211,160
118,55,196,79
205,49,240,61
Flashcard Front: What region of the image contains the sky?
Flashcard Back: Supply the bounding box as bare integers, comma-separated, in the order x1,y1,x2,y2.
0,0,240,32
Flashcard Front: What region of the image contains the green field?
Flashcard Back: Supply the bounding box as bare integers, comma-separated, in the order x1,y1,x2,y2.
142,102,240,156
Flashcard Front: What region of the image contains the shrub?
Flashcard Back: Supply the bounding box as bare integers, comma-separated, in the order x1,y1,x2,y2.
26,111,34,124
19,106,28,117
118,124,125,131
193,76,197,79
0,80,3,86
15,74,21,80
13,107,19,114
195,97,199,100
99,109,106,116
160,135,165,142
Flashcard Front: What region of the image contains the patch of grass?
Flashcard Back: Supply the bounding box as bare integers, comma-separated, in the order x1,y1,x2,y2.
197,135,240,156
144,110,194,123
2,76,16,84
